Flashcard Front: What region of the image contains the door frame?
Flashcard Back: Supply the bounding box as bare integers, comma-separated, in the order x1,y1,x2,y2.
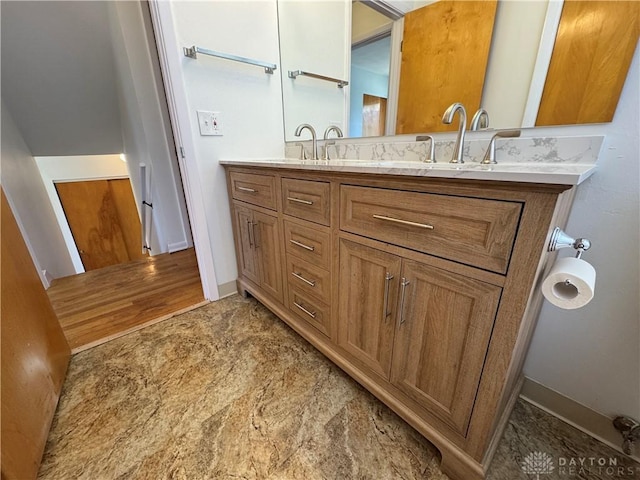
147,0,220,301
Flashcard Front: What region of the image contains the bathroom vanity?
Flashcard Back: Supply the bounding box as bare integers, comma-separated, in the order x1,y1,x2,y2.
222,154,596,480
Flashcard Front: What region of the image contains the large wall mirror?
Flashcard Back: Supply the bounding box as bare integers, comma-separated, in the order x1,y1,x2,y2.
278,0,639,141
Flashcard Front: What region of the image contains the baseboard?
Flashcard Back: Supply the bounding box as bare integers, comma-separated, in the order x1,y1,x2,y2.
41,269,53,289
168,240,189,253
217,281,238,299
520,377,639,462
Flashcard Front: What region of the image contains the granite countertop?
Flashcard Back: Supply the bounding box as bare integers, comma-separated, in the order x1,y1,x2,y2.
219,158,597,185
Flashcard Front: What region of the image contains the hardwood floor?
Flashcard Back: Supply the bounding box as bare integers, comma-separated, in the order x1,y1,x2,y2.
48,248,207,353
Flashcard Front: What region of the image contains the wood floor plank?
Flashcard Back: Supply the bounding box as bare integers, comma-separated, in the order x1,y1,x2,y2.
48,248,207,353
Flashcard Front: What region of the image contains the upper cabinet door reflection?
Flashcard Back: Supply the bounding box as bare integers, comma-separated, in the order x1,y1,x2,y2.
396,0,497,134
278,0,350,141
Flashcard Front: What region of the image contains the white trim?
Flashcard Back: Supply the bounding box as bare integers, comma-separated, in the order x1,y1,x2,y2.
217,281,238,299
148,0,220,301
522,0,564,128
168,240,189,253
385,17,403,136
520,377,640,462
343,0,352,136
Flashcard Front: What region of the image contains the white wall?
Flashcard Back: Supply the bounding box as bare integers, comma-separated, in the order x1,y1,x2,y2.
349,65,389,137
35,155,130,274
1,1,123,156
482,0,549,127
524,43,640,419
163,0,285,290
108,1,193,256
279,0,351,139
1,102,76,284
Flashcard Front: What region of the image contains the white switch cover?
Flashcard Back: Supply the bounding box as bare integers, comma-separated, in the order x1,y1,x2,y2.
197,110,223,136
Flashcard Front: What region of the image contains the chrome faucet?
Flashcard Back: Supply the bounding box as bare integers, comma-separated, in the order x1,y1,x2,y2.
481,129,521,164
294,123,317,160
470,109,489,131
442,103,467,164
323,125,343,160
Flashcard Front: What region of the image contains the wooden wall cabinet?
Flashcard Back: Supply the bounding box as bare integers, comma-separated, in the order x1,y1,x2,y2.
224,165,575,480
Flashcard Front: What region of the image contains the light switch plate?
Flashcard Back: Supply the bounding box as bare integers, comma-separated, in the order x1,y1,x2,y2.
197,110,223,136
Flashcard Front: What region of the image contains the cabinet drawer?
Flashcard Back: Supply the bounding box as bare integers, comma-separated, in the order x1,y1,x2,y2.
288,288,331,338
282,178,331,226
229,171,277,210
286,254,331,304
340,185,521,273
283,220,331,269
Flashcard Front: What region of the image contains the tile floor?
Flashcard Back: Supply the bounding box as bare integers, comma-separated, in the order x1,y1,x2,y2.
39,295,639,480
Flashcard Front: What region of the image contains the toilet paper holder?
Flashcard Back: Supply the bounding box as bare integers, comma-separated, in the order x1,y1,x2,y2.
548,227,591,259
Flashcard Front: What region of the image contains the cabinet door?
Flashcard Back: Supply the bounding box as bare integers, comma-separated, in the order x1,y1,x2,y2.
390,259,501,435
253,210,284,303
234,204,259,285
338,239,401,380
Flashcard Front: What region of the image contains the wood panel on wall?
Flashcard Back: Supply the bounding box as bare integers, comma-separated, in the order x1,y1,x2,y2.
395,0,497,134
56,179,145,271
536,0,639,126
1,189,71,479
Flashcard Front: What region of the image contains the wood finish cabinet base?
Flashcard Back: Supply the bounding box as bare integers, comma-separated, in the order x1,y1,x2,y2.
225,166,576,480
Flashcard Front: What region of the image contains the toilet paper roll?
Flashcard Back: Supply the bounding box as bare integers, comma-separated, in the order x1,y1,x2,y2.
541,257,596,309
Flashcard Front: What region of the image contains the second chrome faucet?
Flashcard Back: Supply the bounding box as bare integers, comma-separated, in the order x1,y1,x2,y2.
294,124,343,161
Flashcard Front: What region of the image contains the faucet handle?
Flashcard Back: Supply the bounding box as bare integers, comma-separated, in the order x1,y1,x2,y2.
295,142,308,160
416,135,436,163
481,129,521,165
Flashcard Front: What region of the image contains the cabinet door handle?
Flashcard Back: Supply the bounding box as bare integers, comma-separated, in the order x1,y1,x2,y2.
292,271,316,287
287,196,313,205
289,239,315,251
382,272,394,322
238,186,257,193
372,214,434,230
294,301,316,318
247,219,254,248
399,277,410,325
252,222,259,248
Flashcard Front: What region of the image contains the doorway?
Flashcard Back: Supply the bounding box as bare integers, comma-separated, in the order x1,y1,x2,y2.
1,1,206,352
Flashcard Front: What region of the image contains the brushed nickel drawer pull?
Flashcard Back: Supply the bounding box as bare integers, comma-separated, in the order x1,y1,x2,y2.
382,272,394,321
292,271,316,287
372,214,434,230
287,196,313,205
289,239,315,251
251,222,259,248
294,301,316,318
237,186,257,193
399,277,410,325
247,219,254,247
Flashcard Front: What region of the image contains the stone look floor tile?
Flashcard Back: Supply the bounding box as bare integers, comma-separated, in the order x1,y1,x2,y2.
38,296,639,480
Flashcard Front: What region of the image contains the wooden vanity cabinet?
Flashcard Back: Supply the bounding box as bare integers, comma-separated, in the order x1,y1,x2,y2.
390,258,502,436
232,201,283,303
224,165,575,480
338,239,401,380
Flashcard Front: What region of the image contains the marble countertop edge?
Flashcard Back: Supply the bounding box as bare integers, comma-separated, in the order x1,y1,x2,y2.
219,158,597,186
